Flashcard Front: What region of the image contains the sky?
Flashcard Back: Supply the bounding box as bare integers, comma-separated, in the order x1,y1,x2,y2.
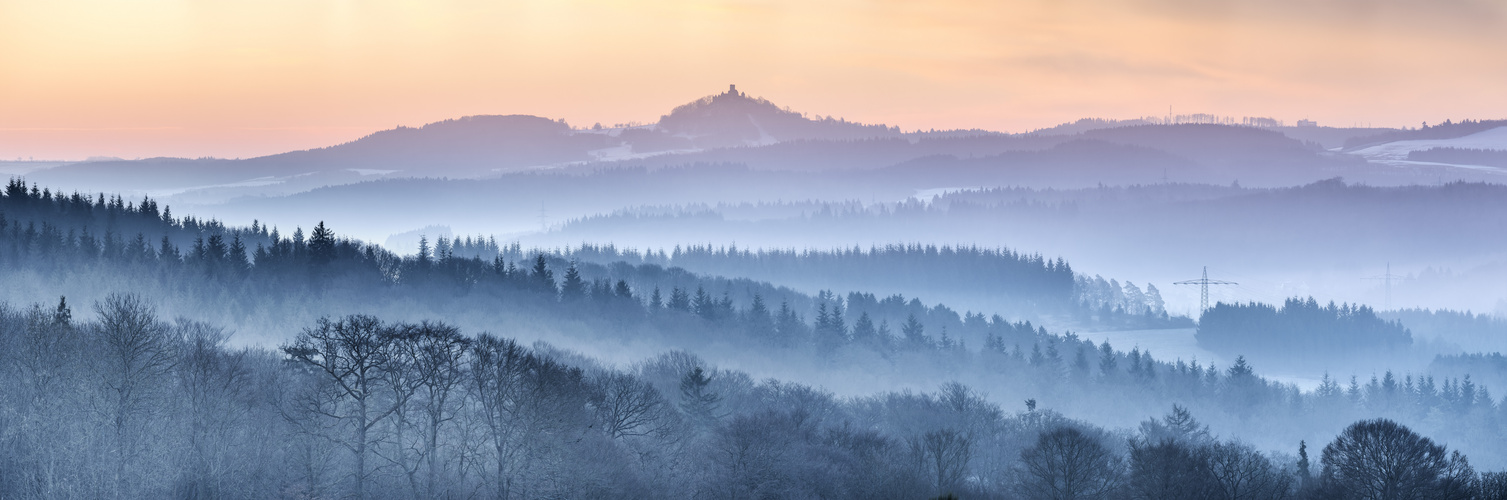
1,0,1505,160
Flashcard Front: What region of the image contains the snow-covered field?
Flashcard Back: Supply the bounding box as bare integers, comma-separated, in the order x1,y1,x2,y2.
1350,126,1507,169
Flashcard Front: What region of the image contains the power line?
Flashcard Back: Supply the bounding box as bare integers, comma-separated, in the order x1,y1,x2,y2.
1174,266,1238,315
1362,262,1407,311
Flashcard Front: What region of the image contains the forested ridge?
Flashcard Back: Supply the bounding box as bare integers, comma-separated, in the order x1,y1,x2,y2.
6,178,1507,498
1197,298,1413,370
4,296,1507,499
1344,119,1507,149
554,242,1187,330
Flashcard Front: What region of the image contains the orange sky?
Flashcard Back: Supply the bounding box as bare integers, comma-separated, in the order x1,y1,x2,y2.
1,0,1504,160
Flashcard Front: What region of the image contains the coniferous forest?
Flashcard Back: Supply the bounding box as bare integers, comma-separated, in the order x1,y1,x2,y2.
7,173,1507,500
9,1,1507,497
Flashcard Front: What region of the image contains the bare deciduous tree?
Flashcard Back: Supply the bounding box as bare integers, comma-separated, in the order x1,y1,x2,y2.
173,319,250,499
591,371,673,440
281,315,401,500
1018,426,1123,500
92,293,177,498
911,428,972,496
1204,441,1292,500
405,321,471,498
470,333,592,499
1319,419,1474,500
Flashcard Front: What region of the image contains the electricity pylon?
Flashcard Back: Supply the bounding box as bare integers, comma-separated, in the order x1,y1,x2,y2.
1363,262,1406,311
1175,266,1237,315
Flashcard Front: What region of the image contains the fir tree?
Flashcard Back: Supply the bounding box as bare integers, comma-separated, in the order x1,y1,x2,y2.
417,236,432,266
774,300,806,347
158,235,178,263
531,254,555,292
851,312,877,346
1297,440,1311,486
227,235,250,276
309,221,336,266
692,286,715,320
669,287,690,311
1098,341,1118,380
53,296,71,325
560,262,586,301
679,367,722,426
902,314,927,349
746,293,774,339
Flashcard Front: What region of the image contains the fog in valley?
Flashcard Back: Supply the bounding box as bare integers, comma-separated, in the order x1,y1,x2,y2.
7,84,1507,499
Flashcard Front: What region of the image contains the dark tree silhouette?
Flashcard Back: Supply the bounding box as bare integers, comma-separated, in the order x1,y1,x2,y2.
1319,419,1474,500
309,221,336,267
1018,426,1123,500
1128,438,1217,500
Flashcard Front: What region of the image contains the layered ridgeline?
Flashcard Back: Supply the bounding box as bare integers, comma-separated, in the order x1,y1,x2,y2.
1197,299,1414,372
27,87,1488,220
1343,119,1507,150
534,179,1507,321
6,179,1507,494
552,243,1186,330
2,299,1506,499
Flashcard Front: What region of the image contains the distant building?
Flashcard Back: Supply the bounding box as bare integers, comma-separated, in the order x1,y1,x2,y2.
727,84,741,97
1297,119,1317,127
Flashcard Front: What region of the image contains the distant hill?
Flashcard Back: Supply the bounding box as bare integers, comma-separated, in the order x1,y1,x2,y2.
1082,124,1321,167
876,124,1354,188
883,139,1205,188
269,114,606,173
1343,119,1507,149
644,85,902,150
26,87,910,195
1406,147,1507,167
27,115,611,193
20,89,1481,204
1027,118,1157,136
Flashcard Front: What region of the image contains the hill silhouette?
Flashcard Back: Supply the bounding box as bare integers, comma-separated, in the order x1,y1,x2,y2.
650,85,901,149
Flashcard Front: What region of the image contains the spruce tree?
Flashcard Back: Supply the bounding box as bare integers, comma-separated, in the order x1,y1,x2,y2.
417,236,432,266
309,221,336,266
1098,341,1117,380
774,300,806,347
746,294,774,339
1297,440,1311,486
531,254,555,292
851,312,877,346
679,367,722,426
902,314,927,349
53,296,71,325
669,287,690,311
158,235,178,263
228,235,250,276
560,262,585,301
692,286,714,320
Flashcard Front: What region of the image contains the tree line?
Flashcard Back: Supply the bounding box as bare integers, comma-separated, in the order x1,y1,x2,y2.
3,295,1506,499
7,178,1507,473
1197,298,1412,370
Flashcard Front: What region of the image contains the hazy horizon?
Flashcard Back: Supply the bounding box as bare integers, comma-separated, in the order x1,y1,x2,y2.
6,2,1507,498
4,0,1506,160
